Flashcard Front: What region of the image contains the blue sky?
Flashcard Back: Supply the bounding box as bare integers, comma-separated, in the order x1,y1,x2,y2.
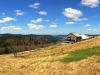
0,0,100,35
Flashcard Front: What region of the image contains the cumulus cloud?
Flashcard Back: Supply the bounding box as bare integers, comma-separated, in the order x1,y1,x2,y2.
81,0,100,8
38,11,47,15
85,24,91,27
3,17,16,22
0,20,5,23
1,25,22,31
14,10,24,16
29,3,40,8
50,24,57,28
62,8,83,21
27,23,45,29
66,21,75,24
31,18,42,23
0,17,16,23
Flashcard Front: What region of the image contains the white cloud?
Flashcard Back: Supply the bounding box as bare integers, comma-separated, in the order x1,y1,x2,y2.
0,20,5,23
66,21,75,24
50,24,57,28
1,25,22,31
3,17,16,22
81,0,100,8
14,10,24,16
62,8,83,21
87,29,92,31
87,28,98,32
27,23,45,29
2,13,6,15
99,26,100,28
13,26,22,30
38,11,47,15
0,17,16,23
29,3,40,8
31,18,42,23
85,24,91,27
45,19,49,22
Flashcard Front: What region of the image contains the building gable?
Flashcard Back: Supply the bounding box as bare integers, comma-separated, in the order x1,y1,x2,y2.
66,32,82,42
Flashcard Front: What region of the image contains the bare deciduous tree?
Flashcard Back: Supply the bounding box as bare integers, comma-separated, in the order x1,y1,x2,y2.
10,43,17,58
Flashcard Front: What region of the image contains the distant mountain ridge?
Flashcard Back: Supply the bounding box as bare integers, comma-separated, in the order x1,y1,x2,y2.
55,35,67,41
0,33,22,37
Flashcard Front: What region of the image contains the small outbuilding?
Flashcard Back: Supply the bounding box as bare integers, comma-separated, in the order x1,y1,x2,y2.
65,32,82,43
64,32,89,43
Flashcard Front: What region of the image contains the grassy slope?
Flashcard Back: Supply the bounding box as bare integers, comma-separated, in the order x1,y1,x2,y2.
0,36,100,75
60,46,100,62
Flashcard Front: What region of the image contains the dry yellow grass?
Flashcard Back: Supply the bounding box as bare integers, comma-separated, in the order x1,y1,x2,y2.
0,36,100,75
21,36,100,58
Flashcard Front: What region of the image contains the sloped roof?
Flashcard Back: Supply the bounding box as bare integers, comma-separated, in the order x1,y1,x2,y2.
80,34,89,39
68,32,89,39
71,32,80,37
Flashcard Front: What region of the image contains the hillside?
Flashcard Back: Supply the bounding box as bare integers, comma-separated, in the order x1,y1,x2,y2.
0,36,100,75
0,35,60,54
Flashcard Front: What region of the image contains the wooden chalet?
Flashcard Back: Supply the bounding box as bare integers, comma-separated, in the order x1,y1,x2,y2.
64,32,82,43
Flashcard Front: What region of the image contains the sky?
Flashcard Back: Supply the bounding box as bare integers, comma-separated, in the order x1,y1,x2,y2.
0,0,100,35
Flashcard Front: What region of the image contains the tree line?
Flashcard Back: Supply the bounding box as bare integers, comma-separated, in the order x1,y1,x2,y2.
0,35,60,57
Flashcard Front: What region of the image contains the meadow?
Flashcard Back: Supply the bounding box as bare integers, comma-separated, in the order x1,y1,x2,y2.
0,36,100,75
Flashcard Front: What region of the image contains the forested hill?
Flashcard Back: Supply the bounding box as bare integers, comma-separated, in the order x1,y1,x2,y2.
0,34,60,54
